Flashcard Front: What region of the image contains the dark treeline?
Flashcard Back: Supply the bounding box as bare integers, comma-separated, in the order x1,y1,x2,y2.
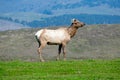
0,14,120,28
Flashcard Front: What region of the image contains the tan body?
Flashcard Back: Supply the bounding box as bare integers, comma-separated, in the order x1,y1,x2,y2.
40,28,70,45
35,19,85,62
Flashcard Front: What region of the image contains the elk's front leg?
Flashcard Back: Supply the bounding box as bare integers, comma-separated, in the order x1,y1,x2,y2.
56,44,62,60
62,43,66,61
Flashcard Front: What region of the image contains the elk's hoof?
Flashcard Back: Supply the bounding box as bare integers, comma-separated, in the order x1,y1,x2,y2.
63,58,66,61
56,58,60,61
40,59,45,62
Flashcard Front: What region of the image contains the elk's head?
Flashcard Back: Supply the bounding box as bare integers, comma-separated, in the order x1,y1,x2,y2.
71,19,85,28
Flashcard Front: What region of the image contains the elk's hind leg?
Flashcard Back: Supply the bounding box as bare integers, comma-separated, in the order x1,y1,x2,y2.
35,36,41,47
38,41,46,62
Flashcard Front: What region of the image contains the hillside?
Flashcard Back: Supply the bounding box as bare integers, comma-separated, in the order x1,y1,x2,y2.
0,24,120,61
0,19,29,31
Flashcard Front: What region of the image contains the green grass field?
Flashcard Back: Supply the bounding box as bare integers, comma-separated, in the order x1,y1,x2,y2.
0,59,120,80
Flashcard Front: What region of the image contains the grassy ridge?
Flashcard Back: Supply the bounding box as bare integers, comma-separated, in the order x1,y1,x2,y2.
0,24,120,61
0,59,120,80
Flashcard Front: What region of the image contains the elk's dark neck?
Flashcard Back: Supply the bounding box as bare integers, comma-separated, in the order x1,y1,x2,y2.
67,25,78,38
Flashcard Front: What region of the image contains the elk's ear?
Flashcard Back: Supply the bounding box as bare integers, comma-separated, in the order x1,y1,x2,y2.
71,18,76,23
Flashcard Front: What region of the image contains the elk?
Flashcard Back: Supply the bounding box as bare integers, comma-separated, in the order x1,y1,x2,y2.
35,19,85,62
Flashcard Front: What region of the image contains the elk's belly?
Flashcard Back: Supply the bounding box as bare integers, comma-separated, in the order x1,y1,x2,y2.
47,42,61,45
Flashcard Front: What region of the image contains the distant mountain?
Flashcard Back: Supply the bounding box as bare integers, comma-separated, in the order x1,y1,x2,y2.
0,0,120,15
0,0,120,30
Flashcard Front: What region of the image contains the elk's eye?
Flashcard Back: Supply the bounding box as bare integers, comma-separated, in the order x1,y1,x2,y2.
75,23,77,25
